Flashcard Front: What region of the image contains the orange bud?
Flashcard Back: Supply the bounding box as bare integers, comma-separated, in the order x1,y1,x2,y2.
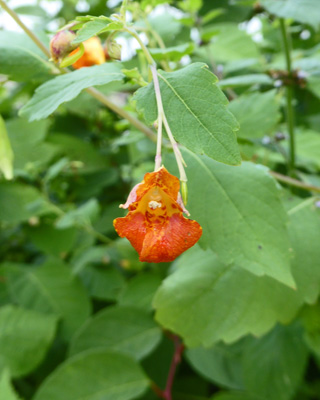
71,37,106,69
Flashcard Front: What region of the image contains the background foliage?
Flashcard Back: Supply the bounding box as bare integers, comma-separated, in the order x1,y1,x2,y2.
1,0,320,399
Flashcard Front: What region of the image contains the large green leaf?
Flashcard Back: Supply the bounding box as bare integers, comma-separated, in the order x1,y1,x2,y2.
69,306,161,360
0,305,57,377
20,63,125,121
3,260,91,340
166,150,294,287
241,324,308,400
287,197,320,304
153,246,300,347
262,0,320,29
228,90,281,139
33,350,149,400
0,31,53,81
133,62,241,165
0,369,22,400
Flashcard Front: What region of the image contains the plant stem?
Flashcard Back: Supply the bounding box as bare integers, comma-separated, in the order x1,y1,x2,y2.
0,0,157,142
163,335,184,400
155,112,163,170
0,0,51,58
150,64,187,182
269,171,320,194
279,18,295,175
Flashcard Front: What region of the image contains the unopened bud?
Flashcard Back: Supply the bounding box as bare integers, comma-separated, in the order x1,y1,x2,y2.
50,30,77,63
105,40,122,61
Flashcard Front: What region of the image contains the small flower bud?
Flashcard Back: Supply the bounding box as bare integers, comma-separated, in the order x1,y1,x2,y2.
106,40,122,61
50,30,77,63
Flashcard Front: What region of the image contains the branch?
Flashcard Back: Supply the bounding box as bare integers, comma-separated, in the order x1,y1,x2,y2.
269,171,320,194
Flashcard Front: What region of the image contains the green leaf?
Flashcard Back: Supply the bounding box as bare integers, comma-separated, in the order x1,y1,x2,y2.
241,324,308,400
261,0,320,29
0,369,22,400
153,246,301,347
0,305,57,377
294,130,320,171
134,63,241,166
287,197,320,304
6,118,58,174
228,90,281,139
34,350,149,400
0,31,53,81
166,150,295,287
55,199,100,229
218,74,273,88
186,342,244,390
20,63,125,121
202,24,259,61
149,43,195,62
69,306,162,360
0,115,14,180
73,20,123,44
211,393,259,400
3,260,91,340
0,182,49,224
118,273,162,311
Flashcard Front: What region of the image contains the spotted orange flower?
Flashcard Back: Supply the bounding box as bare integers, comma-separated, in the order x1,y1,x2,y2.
71,37,106,69
114,167,202,263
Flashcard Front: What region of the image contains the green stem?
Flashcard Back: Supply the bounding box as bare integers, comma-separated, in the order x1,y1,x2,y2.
0,0,50,58
269,171,320,194
0,0,156,142
279,18,295,175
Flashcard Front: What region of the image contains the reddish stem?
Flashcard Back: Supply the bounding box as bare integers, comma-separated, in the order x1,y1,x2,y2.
164,335,185,400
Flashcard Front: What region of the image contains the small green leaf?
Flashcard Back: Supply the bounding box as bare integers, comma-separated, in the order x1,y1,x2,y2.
55,199,100,229
153,246,301,347
0,115,14,180
262,0,320,29
20,63,125,121
69,306,162,360
148,43,195,62
34,350,149,400
134,63,241,166
73,20,123,44
228,90,281,139
0,305,57,377
3,260,91,340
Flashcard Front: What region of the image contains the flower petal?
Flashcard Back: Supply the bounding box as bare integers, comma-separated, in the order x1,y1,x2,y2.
113,212,147,254
139,214,202,263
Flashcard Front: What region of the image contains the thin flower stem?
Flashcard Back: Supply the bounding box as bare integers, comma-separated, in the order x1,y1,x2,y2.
279,18,296,175
0,0,157,142
155,113,163,170
269,171,320,194
150,64,187,182
288,197,318,215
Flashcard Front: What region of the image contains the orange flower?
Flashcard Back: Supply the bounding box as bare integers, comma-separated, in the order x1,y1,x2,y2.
114,167,202,263
71,37,106,69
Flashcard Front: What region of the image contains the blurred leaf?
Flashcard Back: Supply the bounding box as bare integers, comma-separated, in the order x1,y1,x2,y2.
4,260,91,340
166,150,295,287
219,74,273,88
241,324,308,400
262,0,320,29
0,115,14,180
20,63,125,121
55,199,100,229
69,306,162,360
73,20,124,44
294,130,320,171
118,273,162,311
34,350,149,400
153,246,300,347
228,90,281,139
134,63,241,166
0,369,22,400
186,342,244,390
0,305,57,377
149,43,194,61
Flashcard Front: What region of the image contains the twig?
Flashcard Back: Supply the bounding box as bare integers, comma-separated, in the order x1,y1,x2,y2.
269,171,320,194
162,335,184,400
